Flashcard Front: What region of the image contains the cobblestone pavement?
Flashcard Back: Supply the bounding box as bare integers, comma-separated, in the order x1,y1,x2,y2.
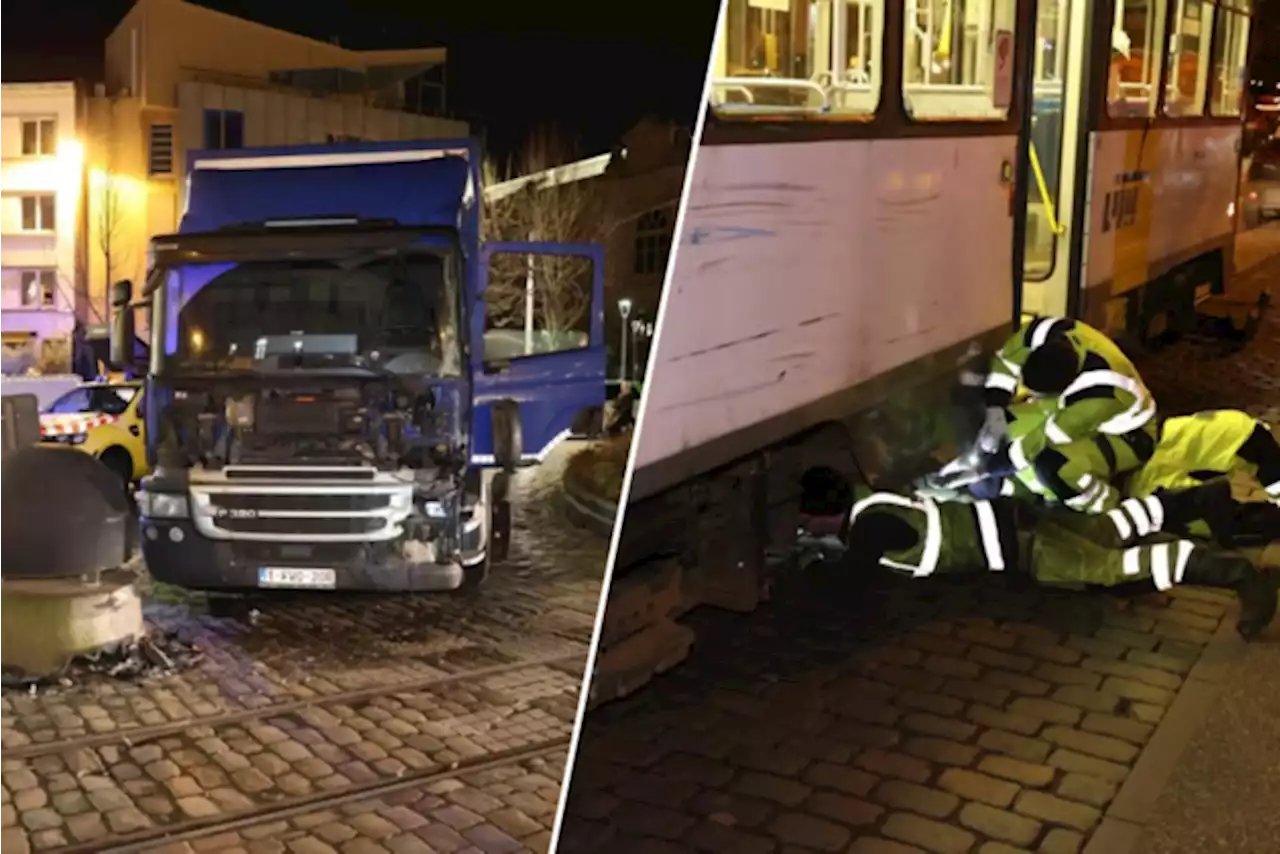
1,443,609,854
556,251,1280,854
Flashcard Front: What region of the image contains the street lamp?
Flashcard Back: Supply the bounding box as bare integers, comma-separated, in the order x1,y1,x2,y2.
617,298,633,383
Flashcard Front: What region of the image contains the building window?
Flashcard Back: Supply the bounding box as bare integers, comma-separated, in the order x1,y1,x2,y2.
20,195,56,232
20,271,58,308
20,119,57,156
149,124,175,175
203,109,245,150
633,208,673,275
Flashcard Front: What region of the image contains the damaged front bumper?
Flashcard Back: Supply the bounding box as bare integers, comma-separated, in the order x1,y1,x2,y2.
137,467,485,592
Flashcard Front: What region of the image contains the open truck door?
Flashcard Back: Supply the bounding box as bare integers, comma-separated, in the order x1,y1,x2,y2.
471,241,606,466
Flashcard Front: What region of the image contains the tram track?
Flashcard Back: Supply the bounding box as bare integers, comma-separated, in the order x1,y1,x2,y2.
4,650,585,761
60,737,572,854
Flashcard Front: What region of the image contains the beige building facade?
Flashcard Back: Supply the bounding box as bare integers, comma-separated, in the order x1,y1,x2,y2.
87,0,467,337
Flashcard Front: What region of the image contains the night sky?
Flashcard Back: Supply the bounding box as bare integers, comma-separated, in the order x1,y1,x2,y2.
1,0,723,160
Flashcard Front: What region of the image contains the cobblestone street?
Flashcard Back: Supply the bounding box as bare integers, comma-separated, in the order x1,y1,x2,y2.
556,250,1280,854
1,444,608,854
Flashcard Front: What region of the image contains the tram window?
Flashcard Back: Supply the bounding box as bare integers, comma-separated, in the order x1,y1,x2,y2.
1165,1,1215,117
902,0,1018,121
1106,0,1169,119
709,0,884,118
1209,8,1251,116
1025,0,1072,284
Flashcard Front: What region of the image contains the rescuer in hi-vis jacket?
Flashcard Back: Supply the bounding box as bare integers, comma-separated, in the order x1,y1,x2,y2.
985,409,1280,539
976,316,1158,512
796,467,1279,641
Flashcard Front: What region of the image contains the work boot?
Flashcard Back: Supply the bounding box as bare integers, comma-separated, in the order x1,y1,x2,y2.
1152,480,1239,546
1179,550,1278,641
1224,502,1280,549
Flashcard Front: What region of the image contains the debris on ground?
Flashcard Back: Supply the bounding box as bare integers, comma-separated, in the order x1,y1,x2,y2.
0,629,204,694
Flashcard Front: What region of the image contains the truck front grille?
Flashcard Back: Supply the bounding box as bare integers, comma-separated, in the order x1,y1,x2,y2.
188,469,413,543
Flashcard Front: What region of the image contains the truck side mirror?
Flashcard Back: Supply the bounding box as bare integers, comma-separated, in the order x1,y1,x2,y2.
109,279,135,370
490,399,523,472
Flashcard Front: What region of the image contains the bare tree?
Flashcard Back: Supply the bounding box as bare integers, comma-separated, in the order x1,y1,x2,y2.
92,96,131,311
481,126,609,341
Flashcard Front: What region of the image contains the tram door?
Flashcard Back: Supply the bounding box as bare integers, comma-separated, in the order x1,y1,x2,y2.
1017,0,1092,321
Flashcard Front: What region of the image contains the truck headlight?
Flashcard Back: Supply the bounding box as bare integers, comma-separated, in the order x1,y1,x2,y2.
138,491,189,519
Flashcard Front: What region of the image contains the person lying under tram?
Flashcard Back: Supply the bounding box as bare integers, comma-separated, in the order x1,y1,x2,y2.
795,467,1278,642
975,409,1280,538
977,316,1158,512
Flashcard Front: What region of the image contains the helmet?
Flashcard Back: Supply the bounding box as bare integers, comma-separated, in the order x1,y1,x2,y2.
1022,336,1081,396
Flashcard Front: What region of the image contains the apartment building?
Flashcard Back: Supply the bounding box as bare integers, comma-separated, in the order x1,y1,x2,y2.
87,0,468,335
0,82,86,373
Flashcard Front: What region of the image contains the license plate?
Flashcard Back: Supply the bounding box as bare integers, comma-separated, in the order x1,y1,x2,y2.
257,567,337,589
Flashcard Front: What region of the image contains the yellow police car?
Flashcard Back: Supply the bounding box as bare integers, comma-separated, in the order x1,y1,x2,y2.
39,378,149,486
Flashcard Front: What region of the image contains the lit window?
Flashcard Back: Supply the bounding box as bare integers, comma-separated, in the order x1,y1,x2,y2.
20,119,57,156
20,271,57,308
903,0,1019,121
633,208,672,275
709,0,884,118
1210,7,1251,116
1107,0,1170,118
20,196,56,232
1165,0,1215,117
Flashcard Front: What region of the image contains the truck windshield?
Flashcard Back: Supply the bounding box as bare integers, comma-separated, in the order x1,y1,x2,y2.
153,250,461,377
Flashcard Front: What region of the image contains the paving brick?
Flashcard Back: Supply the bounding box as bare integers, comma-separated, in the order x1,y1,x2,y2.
872,666,945,693
873,780,960,820
957,624,1019,650
893,691,964,717
1040,727,1139,764
1055,773,1117,808
684,821,776,854
803,791,884,827
826,720,901,750
957,802,1041,847
937,769,1020,808
1078,713,1153,745
1130,703,1165,725
1049,686,1122,715
881,812,976,854
1045,750,1129,784
1007,698,1082,727
767,812,850,852
1093,628,1159,652
1030,664,1101,689
967,706,1043,737
1123,649,1195,674
802,763,878,798
1063,636,1127,660
847,838,930,854
1038,828,1085,854
922,656,982,681
1098,677,1175,707
968,647,1036,674
657,754,735,788
1018,641,1082,666
977,730,1052,764
982,672,1052,697
941,680,1011,707
977,756,1055,788
903,736,978,767
1012,791,1101,832
1080,658,1182,691
732,773,812,807
612,800,694,840
900,714,975,743
904,633,969,659
854,751,931,785
978,844,1033,854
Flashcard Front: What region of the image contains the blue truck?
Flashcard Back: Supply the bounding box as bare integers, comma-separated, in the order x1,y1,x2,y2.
109,139,606,592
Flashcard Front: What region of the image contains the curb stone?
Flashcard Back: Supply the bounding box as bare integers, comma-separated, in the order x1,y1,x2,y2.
1082,603,1247,854
560,467,620,539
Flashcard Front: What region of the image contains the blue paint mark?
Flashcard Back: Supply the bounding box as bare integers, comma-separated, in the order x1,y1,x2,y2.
685,226,774,246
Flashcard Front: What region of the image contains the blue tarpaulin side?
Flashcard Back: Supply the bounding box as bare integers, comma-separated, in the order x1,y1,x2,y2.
181,156,471,233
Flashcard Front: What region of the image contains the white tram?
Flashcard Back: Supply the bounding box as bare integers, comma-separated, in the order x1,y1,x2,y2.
610,1,1258,622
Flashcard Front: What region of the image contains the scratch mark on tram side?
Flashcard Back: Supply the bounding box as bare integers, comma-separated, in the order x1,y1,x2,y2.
798,313,840,328
668,328,783,364
683,225,776,246
655,371,791,413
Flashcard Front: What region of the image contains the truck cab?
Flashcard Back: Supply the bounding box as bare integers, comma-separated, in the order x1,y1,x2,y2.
111,140,605,593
